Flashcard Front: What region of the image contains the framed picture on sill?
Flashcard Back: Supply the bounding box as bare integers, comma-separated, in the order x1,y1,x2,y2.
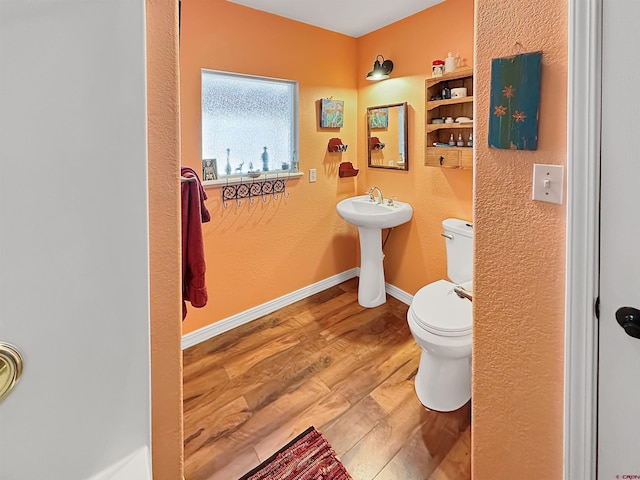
202,158,218,181
319,98,344,128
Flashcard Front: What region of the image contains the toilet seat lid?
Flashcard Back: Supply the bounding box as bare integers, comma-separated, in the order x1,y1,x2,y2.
410,279,472,336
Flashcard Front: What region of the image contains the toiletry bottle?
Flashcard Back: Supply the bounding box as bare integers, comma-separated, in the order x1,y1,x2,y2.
444,52,456,73
441,82,451,100
449,133,455,146
467,133,473,147
457,133,464,147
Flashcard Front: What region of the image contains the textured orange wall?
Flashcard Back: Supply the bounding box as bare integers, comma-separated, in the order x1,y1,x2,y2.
180,0,359,334
357,0,474,295
146,1,184,477
473,1,567,478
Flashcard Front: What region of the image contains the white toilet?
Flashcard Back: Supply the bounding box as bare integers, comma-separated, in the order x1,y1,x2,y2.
407,218,473,412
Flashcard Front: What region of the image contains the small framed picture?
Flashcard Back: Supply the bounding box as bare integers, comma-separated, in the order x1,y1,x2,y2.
319,98,344,128
368,107,388,129
202,158,218,181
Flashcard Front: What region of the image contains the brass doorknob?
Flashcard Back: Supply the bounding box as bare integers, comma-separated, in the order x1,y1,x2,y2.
0,342,23,402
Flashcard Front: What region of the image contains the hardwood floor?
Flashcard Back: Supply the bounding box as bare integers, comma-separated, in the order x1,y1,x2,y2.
183,279,471,480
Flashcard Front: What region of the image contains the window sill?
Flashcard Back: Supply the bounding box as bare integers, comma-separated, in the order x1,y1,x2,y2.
202,171,304,189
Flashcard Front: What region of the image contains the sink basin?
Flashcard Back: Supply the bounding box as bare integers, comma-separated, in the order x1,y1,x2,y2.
336,195,413,229
336,195,413,308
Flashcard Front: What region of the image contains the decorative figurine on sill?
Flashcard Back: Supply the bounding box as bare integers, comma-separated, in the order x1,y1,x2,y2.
235,161,244,174
225,148,232,176
262,146,269,172
203,158,216,181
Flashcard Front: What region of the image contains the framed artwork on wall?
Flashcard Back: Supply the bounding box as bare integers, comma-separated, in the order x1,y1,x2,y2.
319,98,344,128
488,51,542,150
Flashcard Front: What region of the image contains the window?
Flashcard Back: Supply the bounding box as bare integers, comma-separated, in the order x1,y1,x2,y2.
201,69,299,179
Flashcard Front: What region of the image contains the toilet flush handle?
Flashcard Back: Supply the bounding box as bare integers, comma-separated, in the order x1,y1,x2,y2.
453,285,472,302
441,233,454,240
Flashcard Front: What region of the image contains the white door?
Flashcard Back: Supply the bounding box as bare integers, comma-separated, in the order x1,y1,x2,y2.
0,2,151,479
599,0,640,476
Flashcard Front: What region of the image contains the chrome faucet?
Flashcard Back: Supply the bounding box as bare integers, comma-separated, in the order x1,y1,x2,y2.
367,186,384,204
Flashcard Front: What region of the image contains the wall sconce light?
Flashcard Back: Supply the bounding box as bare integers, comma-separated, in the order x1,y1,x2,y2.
366,54,394,81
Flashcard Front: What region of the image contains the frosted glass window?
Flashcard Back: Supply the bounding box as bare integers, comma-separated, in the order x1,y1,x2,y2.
201,70,298,178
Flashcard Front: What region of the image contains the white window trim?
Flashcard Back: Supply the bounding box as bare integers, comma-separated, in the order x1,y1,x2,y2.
200,69,300,179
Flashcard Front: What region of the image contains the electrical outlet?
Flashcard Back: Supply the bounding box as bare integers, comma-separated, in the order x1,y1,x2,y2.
532,164,564,204
309,168,317,183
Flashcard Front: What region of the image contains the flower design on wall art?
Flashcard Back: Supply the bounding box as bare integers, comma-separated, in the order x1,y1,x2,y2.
368,107,388,129
319,98,344,128
488,51,542,150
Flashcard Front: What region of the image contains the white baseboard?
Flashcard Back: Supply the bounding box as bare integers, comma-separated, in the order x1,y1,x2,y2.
385,282,413,305
181,268,415,350
181,268,359,350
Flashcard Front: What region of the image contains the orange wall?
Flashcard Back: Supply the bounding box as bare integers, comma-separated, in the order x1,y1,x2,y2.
180,0,359,334
357,0,475,295
146,0,184,478
180,0,475,334
473,0,568,478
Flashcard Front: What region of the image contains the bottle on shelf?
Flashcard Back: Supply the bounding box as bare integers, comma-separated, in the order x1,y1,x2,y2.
441,82,451,100
457,133,464,147
449,133,455,146
467,133,473,147
444,52,456,73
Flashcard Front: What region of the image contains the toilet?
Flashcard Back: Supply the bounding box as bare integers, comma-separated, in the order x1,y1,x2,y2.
407,218,473,412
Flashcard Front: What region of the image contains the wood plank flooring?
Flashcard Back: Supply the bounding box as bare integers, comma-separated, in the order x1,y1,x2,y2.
183,278,471,480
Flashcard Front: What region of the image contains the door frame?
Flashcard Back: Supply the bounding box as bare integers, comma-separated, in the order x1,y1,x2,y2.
565,0,601,478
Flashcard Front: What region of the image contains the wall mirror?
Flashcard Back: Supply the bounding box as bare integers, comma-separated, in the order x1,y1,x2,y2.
367,102,408,171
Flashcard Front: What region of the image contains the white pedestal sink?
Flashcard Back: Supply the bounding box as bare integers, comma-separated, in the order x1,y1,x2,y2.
336,195,413,307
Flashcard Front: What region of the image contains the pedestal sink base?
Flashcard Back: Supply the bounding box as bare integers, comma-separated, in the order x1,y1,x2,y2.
357,227,387,308
336,195,413,308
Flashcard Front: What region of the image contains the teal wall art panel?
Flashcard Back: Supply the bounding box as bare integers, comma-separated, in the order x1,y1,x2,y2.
488,51,542,150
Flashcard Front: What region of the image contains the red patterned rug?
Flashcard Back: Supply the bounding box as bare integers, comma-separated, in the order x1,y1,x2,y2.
239,426,352,480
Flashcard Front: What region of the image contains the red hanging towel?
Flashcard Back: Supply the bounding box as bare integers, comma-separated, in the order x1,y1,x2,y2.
180,166,210,319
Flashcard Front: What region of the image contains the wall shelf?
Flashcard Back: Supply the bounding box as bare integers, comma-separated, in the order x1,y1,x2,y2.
426,96,474,111
426,123,473,133
425,67,474,169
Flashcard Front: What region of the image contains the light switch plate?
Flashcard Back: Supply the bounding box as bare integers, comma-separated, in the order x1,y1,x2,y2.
309,168,317,183
532,164,564,204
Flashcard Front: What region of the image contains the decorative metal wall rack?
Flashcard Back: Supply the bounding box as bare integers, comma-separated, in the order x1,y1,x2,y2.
221,174,291,208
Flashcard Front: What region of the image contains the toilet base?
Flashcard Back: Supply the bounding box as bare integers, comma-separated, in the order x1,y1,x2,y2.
414,348,471,412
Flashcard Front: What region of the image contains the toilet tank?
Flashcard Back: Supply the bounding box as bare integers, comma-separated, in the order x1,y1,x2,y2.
442,218,473,284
